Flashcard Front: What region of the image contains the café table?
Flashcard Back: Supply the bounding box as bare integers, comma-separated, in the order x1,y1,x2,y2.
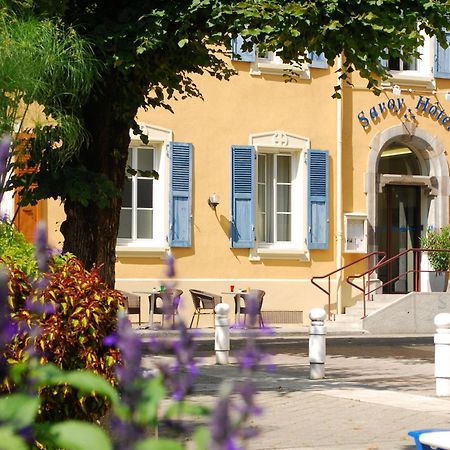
220,290,246,327
133,289,160,329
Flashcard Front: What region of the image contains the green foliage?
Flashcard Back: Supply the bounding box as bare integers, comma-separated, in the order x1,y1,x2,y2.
420,226,450,271
0,221,37,277
4,256,124,421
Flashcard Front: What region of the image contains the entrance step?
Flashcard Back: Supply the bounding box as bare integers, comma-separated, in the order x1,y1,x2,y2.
331,294,403,331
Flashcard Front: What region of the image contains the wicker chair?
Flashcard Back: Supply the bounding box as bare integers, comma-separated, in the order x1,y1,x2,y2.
234,289,265,328
149,288,183,327
189,289,222,328
120,290,141,325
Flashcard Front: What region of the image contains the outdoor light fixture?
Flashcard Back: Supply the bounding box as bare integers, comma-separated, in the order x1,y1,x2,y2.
392,85,402,96
208,193,220,209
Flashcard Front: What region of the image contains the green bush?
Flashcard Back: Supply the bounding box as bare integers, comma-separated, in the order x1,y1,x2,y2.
4,256,124,422
420,225,450,271
0,220,37,277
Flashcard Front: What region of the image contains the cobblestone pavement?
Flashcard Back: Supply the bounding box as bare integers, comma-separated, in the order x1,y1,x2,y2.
143,340,450,450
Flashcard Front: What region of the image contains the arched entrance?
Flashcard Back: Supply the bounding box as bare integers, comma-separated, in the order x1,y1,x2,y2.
366,124,449,293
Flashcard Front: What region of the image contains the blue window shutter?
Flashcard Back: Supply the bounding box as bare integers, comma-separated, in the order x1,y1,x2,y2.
231,145,255,248
169,142,192,247
231,34,256,62
435,32,450,79
308,51,328,69
307,150,329,250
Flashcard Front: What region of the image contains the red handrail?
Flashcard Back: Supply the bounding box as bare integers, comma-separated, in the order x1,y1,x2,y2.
347,248,450,318
311,251,386,320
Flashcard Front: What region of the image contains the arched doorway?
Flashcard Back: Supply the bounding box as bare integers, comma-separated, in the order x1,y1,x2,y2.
366,124,449,293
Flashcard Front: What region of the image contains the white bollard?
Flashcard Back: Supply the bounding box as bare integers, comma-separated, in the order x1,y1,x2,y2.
434,313,450,396
215,303,230,365
309,308,327,380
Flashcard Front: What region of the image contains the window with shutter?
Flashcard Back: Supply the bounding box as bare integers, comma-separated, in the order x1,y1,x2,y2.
116,123,171,256
231,145,255,248
231,35,256,62
435,31,450,79
169,142,192,247
307,150,329,250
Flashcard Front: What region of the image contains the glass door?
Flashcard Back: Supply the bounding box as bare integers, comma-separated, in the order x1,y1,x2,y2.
377,185,421,293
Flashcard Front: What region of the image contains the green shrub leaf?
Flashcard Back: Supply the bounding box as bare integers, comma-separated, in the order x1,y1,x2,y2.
0,394,40,428
35,421,112,450
164,402,210,418
0,426,29,450
134,376,166,425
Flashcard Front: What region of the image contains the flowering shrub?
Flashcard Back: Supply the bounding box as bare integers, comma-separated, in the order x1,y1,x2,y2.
4,256,123,421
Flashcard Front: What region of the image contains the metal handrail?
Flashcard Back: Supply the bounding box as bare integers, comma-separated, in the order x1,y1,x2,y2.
347,248,450,318
310,251,386,320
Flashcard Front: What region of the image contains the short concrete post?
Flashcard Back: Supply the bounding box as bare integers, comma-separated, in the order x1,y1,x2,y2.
309,308,327,380
215,303,230,365
434,313,450,396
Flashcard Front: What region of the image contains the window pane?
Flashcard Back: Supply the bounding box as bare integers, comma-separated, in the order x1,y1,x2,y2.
277,156,291,182
137,148,154,173
277,214,291,241
137,179,153,208
137,210,153,239
388,58,400,70
122,178,132,207
257,213,266,242
118,209,132,239
258,155,266,182
277,185,291,212
126,150,132,169
257,185,266,213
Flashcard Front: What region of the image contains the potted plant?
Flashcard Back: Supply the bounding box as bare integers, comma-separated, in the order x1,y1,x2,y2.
420,225,450,292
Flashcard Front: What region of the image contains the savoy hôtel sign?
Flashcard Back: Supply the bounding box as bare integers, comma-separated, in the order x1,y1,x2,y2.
358,96,450,131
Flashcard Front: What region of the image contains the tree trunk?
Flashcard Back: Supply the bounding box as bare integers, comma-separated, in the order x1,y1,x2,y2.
60,81,138,287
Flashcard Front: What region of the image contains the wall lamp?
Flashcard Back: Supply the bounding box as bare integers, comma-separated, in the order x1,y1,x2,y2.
208,193,220,209
392,84,402,96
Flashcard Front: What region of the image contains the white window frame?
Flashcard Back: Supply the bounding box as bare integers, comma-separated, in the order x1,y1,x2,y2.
116,123,172,257
382,32,435,89
249,131,310,261
250,50,311,78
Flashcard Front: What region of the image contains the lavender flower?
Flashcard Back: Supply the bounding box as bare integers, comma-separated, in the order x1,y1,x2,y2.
0,269,16,379
34,221,49,274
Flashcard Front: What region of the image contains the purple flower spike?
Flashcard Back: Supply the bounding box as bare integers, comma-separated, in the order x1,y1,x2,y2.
34,221,49,274
165,254,176,278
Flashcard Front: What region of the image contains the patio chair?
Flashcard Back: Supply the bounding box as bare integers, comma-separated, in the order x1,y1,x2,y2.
120,290,141,325
149,288,183,327
189,289,222,328
234,289,265,328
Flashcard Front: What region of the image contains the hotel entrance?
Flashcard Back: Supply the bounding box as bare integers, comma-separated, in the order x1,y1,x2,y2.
376,141,424,293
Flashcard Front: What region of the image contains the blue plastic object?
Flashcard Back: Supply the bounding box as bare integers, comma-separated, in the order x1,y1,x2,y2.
408,429,450,450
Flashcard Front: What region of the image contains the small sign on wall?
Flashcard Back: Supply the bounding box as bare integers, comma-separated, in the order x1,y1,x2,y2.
344,213,368,253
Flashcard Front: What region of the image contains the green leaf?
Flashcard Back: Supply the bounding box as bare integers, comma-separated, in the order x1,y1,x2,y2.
126,165,137,176
164,402,210,419
134,438,184,450
33,364,119,406
0,394,40,429
137,169,159,179
36,421,112,450
178,38,189,48
0,426,28,450
193,426,210,450
134,376,166,425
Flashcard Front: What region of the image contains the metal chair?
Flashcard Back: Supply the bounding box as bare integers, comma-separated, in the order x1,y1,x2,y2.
234,289,265,328
149,288,183,327
120,290,141,325
189,289,222,328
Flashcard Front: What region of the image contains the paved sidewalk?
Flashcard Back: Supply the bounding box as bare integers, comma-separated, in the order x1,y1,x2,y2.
143,337,450,450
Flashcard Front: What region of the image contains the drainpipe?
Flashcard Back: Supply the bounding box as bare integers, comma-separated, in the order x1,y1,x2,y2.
336,55,344,315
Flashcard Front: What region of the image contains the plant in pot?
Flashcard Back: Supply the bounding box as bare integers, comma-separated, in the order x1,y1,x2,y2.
420,225,450,292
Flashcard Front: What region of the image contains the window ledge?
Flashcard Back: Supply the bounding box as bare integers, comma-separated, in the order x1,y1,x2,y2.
382,71,435,89
249,247,310,261
250,61,310,78
116,245,168,258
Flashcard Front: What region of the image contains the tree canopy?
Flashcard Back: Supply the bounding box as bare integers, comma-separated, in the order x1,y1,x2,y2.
3,0,449,285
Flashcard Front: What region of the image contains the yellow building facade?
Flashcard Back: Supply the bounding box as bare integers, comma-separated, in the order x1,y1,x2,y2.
45,36,450,326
